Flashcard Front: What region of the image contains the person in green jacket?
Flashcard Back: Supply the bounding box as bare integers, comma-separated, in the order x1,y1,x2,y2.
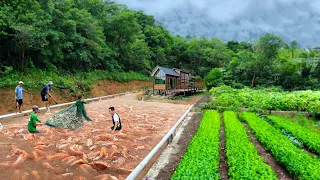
45,95,92,129
28,106,42,133
75,95,92,121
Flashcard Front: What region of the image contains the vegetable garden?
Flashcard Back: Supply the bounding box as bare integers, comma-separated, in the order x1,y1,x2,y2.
171,87,320,180
172,110,220,180
206,85,320,117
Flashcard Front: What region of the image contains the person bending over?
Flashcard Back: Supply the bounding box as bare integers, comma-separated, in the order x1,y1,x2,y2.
28,106,42,134
45,95,91,129
109,107,122,133
40,81,54,114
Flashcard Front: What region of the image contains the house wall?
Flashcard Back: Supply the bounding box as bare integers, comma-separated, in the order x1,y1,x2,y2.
153,72,178,90
180,71,190,89
154,69,166,80
165,75,178,90
154,84,166,90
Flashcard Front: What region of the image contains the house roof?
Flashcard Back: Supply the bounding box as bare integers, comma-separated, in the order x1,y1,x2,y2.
172,68,189,74
151,66,180,77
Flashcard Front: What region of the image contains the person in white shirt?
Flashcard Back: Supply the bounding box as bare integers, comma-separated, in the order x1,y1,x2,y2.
109,107,122,133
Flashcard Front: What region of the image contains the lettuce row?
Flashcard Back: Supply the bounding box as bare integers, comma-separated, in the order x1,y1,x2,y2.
224,111,277,180
172,110,221,180
241,112,320,180
267,115,320,154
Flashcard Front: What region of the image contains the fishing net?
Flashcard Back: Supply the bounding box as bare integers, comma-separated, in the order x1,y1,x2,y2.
45,100,92,129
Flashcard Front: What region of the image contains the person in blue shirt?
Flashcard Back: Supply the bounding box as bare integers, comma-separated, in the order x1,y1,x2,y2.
15,81,31,113
40,81,55,114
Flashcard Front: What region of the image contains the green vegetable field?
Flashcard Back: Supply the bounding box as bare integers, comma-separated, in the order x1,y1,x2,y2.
206,85,320,117
172,110,320,180
172,86,320,180
241,112,320,179
223,111,277,179
267,115,320,154
172,110,220,180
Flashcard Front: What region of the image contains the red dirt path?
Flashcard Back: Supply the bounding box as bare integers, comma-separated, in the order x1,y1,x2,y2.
0,93,190,180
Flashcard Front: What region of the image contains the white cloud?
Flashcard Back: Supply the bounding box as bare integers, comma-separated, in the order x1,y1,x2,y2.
115,0,320,47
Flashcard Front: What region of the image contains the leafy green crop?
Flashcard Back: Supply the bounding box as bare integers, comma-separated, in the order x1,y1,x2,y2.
223,111,277,179
207,85,320,116
172,110,220,180
241,112,320,179
267,115,320,154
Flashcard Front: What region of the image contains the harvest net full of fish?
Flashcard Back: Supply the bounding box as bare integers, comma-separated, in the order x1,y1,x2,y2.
0,94,189,180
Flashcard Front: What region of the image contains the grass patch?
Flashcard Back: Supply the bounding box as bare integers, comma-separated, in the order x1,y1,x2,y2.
276,113,320,134
0,68,152,94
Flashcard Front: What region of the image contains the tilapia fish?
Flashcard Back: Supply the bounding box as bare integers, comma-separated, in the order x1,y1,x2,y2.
0,100,187,180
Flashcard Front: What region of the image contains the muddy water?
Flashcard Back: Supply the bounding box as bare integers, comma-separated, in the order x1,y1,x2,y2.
0,80,152,115
0,94,189,180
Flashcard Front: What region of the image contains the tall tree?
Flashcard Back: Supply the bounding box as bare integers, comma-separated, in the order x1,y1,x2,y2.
290,40,298,58
251,33,284,87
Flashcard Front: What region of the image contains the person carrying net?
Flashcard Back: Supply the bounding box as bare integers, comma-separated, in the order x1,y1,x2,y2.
45,95,92,129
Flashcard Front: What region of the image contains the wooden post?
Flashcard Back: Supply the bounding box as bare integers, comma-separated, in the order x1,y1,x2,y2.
153,76,155,95
164,75,169,96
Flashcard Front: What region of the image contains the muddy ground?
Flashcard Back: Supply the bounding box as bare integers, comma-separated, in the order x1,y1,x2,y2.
218,114,228,180
0,80,152,115
0,93,200,180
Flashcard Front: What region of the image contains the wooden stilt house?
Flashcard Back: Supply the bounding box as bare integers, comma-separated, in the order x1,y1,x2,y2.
151,66,179,95
151,66,201,96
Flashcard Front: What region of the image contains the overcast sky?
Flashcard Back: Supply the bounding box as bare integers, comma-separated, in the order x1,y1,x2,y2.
114,0,320,47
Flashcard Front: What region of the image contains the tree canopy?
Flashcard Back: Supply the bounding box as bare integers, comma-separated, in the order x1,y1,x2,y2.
0,0,319,90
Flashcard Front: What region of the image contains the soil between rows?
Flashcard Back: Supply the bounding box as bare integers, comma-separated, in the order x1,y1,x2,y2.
219,114,229,180
242,122,293,180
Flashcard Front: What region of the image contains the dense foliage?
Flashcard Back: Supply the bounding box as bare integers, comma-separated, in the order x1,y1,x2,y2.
205,37,320,90
206,85,320,117
223,111,277,179
172,110,220,180
0,0,319,91
267,115,320,154
241,112,320,179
